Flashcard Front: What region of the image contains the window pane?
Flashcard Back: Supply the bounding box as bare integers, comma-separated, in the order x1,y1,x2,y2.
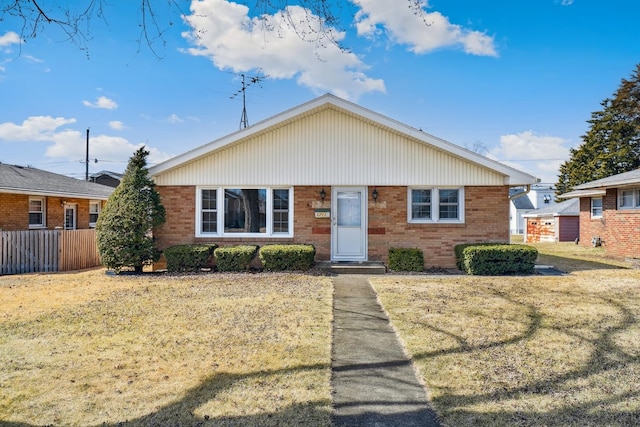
29,213,43,225
224,189,266,233
200,189,217,233
29,200,42,212
272,189,289,233
591,197,602,217
621,190,634,207
29,199,44,226
337,191,361,227
439,189,459,219
411,189,431,220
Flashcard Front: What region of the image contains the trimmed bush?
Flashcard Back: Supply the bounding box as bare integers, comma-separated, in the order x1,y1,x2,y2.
259,244,316,271
388,247,424,272
214,245,258,272
455,243,537,275
454,242,507,270
164,244,217,273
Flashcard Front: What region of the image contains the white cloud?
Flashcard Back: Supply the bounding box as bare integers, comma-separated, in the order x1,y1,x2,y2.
0,116,77,141
353,0,497,56
181,0,385,100
0,31,20,47
109,120,124,130
82,96,118,109
0,116,172,167
560,0,574,5
487,130,570,183
108,120,125,130
166,114,184,124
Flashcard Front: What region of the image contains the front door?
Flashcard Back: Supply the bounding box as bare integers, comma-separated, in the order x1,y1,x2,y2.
331,187,367,261
64,204,76,230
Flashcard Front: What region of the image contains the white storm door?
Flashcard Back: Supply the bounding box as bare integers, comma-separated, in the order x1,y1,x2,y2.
331,187,367,261
64,204,77,230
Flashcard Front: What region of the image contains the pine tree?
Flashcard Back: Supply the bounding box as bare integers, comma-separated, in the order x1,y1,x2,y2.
556,64,640,196
96,147,166,273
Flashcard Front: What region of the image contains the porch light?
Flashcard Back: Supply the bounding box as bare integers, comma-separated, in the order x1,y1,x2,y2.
320,188,326,201
372,188,378,201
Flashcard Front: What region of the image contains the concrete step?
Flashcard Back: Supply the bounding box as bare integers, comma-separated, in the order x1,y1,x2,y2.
317,261,387,275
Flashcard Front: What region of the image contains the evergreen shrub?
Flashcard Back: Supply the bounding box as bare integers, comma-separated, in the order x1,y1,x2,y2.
388,247,424,272
259,244,316,271
214,245,258,272
164,244,217,273
455,243,537,275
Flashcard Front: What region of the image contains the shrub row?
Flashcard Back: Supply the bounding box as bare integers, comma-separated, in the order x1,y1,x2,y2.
454,243,537,275
163,243,315,273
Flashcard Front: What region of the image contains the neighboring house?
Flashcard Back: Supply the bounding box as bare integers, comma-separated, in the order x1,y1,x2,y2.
509,183,557,235
89,170,123,188
0,163,114,231
560,168,640,259
148,94,538,268
523,198,580,243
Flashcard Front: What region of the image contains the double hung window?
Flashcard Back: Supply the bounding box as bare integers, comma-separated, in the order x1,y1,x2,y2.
89,201,101,227
29,197,45,228
619,189,640,210
409,188,464,223
196,187,292,237
591,197,603,218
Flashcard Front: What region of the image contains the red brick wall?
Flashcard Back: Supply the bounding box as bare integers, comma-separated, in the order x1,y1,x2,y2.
155,185,510,268
0,193,100,231
578,189,640,259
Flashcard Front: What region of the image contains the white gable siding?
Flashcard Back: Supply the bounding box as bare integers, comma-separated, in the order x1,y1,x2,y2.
153,108,506,186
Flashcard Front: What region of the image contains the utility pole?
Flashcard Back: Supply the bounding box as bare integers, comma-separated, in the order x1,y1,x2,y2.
85,128,90,181
230,73,266,129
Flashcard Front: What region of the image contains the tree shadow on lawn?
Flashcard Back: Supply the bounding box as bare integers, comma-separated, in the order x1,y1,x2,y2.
411,288,640,426
0,364,333,427
535,252,630,273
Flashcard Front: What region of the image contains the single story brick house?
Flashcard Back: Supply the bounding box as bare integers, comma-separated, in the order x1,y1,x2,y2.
523,198,579,243
149,94,538,268
0,163,113,231
560,168,640,259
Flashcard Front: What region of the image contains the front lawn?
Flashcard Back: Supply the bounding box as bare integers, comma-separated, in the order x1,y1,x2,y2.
372,266,640,426
0,270,333,426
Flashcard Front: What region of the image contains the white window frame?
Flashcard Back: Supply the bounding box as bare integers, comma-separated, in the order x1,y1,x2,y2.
89,200,101,227
618,188,640,210
591,197,603,218
28,197,46,229
408,187,465,224
195,186,294,238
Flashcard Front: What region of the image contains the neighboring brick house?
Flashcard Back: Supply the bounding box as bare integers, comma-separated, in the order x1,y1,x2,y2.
0,163,113,231
148,94,538,268
523,198,579,243
560,168,640,259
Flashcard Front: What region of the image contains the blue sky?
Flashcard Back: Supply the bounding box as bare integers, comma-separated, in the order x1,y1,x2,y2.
1,0,639,183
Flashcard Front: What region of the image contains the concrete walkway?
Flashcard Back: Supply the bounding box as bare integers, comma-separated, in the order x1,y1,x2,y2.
331,275,440,427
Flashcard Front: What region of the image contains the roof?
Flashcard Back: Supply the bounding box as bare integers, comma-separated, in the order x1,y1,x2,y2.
509,188,535,209
575,168,640,190
0,163,114,199
90,170,123,180
523,198,580,217
149,94,538,186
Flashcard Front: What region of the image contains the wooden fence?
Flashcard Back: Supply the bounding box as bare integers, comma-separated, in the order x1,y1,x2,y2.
0,229,101,275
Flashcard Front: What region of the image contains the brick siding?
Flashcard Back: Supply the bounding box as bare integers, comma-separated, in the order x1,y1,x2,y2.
155,185,510,268
0,193,102,231
578,189,640,259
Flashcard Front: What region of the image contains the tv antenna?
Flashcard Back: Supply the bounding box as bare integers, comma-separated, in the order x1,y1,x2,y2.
230,72,267,129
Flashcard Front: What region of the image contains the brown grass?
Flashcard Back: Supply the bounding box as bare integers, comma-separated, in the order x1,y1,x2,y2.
0,269,333,426
372,261,640,426
529,241,632,272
